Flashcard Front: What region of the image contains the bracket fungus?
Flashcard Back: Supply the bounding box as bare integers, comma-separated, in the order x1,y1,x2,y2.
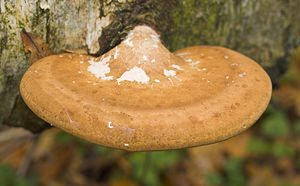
20,25,272,151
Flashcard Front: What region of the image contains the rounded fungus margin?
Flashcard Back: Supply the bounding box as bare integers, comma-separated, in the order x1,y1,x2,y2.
20,25,272,151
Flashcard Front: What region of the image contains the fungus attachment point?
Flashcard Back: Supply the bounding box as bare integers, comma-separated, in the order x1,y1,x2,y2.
20,25,272,151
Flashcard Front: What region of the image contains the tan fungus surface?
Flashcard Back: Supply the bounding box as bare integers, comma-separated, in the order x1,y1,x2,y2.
20,26,272,151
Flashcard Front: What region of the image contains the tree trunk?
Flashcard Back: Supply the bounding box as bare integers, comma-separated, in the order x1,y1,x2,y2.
1,0,300,131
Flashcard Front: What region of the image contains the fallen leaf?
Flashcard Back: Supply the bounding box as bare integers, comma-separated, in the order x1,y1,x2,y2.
20,29,52,64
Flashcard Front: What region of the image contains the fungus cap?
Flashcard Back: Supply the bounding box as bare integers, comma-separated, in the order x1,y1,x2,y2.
20,25,272,151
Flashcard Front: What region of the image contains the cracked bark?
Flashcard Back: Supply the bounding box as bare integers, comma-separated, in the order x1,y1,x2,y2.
0,0,300,132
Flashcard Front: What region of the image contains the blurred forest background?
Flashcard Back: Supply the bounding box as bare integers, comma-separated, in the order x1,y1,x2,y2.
1,0,300,186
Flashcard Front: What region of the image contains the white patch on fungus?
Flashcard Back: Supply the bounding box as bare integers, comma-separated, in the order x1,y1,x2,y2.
224,55,229,59
117,66,150,84
163,69,177,77
87,56,114,80
171,64,184,71
124,143,129,147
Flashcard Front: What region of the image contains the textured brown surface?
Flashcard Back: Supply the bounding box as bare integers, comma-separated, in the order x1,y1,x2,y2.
20,26,272,151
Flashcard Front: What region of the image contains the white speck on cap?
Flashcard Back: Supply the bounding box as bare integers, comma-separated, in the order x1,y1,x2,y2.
117,66,150,84
142,55,148,61
107,121,114,128
171,64,184,71
185,59,193,63
154,79,160,83
164,69,177,77
239,72,247,78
